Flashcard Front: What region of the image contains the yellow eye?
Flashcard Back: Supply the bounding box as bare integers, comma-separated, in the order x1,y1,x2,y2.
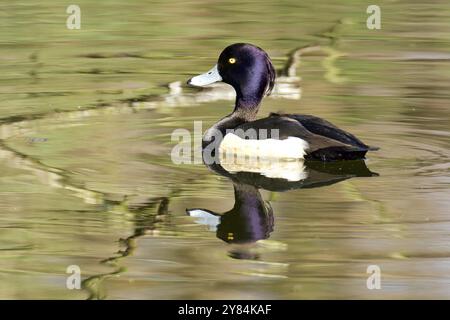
228,58,236,64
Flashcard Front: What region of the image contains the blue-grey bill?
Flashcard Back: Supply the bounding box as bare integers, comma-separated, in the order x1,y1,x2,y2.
186,208,220,231
189,64,222,87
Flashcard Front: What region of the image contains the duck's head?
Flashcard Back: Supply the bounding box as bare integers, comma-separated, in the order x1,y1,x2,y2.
188,43,276,109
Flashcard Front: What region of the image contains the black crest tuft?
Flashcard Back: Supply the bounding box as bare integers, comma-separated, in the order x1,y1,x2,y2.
264,51,276,96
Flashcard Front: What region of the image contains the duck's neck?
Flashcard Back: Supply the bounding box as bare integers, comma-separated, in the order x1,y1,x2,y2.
232,92,262,121
233,75,268,120
203,85,265,144
212,89,264,132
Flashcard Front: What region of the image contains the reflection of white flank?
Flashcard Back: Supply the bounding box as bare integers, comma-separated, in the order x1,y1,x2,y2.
221,157,308,182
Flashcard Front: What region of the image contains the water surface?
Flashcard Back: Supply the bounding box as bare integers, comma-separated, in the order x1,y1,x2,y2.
1,0,449,299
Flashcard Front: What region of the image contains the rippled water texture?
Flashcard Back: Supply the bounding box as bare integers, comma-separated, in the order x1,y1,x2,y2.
1,1,449,299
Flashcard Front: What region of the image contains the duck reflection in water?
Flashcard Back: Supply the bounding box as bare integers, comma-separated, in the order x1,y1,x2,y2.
188,182,274,244
186,159,377,251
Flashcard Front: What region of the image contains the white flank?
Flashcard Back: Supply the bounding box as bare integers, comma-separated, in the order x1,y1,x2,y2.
219,133,309,159
218,133,310,181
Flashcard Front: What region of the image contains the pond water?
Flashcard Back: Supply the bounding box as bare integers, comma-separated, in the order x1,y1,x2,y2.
1,1,449,299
